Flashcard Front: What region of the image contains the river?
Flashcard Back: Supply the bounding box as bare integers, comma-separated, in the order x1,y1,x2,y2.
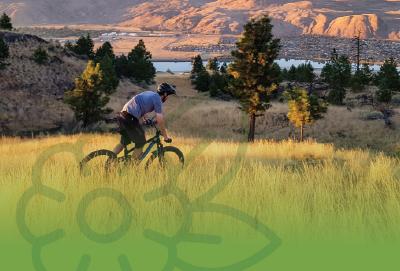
153,59,383,73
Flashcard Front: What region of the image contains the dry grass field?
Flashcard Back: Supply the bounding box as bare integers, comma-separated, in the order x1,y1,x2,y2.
2,74,400,270
115,73,400,153
1,131,400,270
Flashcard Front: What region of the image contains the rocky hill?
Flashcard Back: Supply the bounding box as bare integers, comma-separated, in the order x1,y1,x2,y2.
1,0,400,40
0,31,143,135
0,31,86,134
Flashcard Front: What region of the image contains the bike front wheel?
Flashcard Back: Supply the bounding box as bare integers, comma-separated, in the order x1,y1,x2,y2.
80,149,117,175
145,146,184,169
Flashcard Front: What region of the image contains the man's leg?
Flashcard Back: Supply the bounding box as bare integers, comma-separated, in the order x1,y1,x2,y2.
131,124,146,160
132,147,143,160
113,143,124,155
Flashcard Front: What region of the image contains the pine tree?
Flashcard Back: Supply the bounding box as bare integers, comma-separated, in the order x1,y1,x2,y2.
321,52,351,105
127,39,155,83
64,61,112,127
287,65,297,81
296,63,315,83
351,69,365,92
376,58,400,93
0,13,12,31
194,68,210,92
93,42,119,93
115,54,133,78
209,71,228,97
285,87,327,141
360,63,372,85
375,58,400,104
0,37,9,69
281,68,289,81
229,15,281,142
98,54,119,94
95,42,115,62
69,34,94,59
33,46,49,65
191,55,204,79
207,57,219,73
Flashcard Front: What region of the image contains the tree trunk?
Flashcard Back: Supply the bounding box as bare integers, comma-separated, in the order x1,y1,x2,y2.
248,113,256,142
300,124,304,142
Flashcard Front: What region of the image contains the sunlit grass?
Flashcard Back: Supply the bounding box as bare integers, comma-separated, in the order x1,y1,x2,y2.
1,134,400,244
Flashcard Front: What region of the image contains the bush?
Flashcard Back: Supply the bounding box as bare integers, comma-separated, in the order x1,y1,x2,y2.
361,111,384,120
33,47,49,65
67,34,94,59
0,37,9,69
391,94,400,105
0,13,12,31
193,68,210,92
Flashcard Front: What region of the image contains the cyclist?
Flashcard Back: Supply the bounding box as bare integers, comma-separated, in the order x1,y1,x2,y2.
113,82,176,159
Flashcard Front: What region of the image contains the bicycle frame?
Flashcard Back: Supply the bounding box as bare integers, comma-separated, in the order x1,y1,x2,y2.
122,129,163,162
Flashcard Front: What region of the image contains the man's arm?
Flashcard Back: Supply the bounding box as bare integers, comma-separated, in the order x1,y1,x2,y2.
156,113,170,141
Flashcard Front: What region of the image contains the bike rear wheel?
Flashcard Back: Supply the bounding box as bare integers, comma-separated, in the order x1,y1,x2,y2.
80,150,117,175
145,146,184,169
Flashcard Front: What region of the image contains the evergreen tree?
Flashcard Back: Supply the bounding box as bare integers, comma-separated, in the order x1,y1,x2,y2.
127,39,155,83
0,37,9,69
287,65,297,81
93,42,119,92
271,63,283,83
64,61,112,127
207,57,219,73
281,68,289,81
98,54,119,94
376,87,392,104
360,63,372,85
95,42,115,62
321,52,351,105
115,54,133,78
376,58,400,94
209,71,229,97
194,68,210,92
69,34,94,59
0,13,12,31
375,58,400,104
285,87,327,141
191,55,204,79
296,63,315,83
229,15,281,142
33,46,49,65
351,69,366,92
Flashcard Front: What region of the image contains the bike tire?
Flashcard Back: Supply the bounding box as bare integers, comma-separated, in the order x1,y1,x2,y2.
80,149,117,174
145,146,185,168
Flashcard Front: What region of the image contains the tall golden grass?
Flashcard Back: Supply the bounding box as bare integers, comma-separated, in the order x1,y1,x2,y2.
1,134,400,243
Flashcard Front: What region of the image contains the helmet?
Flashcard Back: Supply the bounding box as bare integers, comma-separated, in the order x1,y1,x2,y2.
157,83,177,96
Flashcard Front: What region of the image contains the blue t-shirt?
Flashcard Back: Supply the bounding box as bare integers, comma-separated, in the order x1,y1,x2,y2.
122,91,163,119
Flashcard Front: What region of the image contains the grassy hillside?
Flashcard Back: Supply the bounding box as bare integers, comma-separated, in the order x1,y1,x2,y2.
0,31,142,134
1,134,400,270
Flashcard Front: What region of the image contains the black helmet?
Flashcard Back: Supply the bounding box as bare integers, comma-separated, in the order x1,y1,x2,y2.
158,83,177,96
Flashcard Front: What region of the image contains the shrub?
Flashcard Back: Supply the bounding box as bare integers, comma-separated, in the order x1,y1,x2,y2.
0,13,12,31
0,37,9,69
361,111,384,120
391,94,400,105
33,47,49,65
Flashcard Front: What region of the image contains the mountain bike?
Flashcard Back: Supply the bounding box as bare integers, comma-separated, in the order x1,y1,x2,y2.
80,119,184,173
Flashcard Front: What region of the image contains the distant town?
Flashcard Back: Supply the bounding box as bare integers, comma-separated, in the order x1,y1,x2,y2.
168,35,400,64
20,27,400,64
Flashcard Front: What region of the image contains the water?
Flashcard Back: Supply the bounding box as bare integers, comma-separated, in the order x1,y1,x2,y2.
152,59,386,73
